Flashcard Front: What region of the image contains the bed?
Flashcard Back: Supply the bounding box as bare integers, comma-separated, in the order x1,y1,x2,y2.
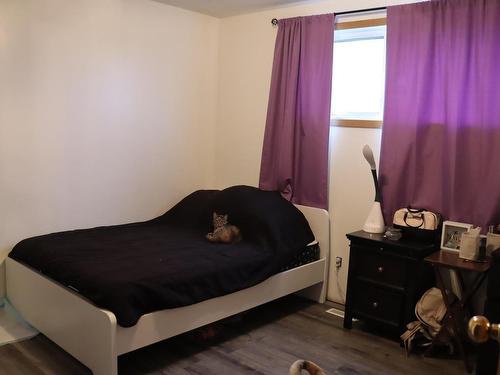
6,185,329,375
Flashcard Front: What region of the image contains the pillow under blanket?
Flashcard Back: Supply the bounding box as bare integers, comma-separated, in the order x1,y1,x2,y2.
211,185,314,250
158,185,314,264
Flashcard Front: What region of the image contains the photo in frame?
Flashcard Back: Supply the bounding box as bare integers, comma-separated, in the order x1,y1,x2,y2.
441,221,473,251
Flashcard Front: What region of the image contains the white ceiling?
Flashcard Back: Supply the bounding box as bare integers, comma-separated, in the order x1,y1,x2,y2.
152,0,312,18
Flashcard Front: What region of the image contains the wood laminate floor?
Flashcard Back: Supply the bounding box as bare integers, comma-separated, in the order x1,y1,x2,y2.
0,296,465,375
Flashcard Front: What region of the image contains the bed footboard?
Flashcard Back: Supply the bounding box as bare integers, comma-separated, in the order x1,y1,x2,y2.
6,258,118,375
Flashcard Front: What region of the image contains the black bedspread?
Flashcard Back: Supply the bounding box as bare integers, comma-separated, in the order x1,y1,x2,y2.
9,186,314,327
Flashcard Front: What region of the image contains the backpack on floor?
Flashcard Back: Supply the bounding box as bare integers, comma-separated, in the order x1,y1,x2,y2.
401,287,454,355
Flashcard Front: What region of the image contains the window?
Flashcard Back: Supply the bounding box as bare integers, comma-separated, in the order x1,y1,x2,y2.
331,19,387,128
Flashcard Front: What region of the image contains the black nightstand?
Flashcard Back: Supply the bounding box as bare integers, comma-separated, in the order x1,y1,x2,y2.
344,230,438,334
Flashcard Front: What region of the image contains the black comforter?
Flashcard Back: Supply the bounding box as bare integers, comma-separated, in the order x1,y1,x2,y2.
9,186,314,327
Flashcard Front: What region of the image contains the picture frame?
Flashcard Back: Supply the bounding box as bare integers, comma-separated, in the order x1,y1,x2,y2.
441,221,473,251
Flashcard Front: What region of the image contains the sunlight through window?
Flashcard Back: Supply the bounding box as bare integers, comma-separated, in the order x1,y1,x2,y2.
332,25,386,123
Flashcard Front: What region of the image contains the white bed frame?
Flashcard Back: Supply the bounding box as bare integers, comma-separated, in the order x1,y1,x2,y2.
6,205,329,375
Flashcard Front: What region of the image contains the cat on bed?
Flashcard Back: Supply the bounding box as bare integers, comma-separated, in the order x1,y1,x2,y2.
206,212,241,244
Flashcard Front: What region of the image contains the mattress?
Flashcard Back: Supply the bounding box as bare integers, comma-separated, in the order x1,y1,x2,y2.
9,186,315,327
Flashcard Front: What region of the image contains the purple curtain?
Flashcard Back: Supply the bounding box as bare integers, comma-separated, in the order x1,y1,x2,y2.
259,14,334,210
380,0,500,231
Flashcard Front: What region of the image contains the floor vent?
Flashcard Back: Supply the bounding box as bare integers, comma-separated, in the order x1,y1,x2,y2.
325,307,358,321
326,307,345,318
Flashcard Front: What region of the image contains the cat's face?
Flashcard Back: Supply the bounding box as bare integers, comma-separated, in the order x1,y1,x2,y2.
212,212,228,228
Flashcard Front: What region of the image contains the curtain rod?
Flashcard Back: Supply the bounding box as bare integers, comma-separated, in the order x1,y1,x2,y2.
271,6,387,25
335,6,387,16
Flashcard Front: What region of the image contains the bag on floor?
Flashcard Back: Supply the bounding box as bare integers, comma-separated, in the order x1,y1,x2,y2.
401,287,454,355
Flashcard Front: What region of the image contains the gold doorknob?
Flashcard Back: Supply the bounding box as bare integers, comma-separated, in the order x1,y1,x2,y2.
468,316,500,343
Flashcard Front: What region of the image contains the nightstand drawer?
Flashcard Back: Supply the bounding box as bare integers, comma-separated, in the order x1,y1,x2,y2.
352,283,404,326
356,249,407,289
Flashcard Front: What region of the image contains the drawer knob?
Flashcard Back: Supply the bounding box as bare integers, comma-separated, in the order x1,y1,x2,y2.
372,302,379,308
379,247,384,252
377,266,384,273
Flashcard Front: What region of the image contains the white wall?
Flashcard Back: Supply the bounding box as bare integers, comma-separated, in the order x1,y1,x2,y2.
215,0,413,304
0,0,219,299
328,127,381,303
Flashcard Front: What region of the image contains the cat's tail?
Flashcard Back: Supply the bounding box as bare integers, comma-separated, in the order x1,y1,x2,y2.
289,360,327,375
231,226,242,243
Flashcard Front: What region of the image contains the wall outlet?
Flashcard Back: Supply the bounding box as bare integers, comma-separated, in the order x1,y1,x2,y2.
335,256,342,268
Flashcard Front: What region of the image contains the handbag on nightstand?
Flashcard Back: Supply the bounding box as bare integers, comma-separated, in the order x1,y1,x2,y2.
393,207,442,243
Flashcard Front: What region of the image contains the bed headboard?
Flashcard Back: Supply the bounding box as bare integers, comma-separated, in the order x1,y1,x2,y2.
295,205,330,261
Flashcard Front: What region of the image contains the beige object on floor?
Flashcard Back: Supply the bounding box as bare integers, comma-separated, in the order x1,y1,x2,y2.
290,359,328,375
0,300,38,346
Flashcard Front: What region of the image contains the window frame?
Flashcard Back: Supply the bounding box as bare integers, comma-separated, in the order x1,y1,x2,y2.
332,17,387,129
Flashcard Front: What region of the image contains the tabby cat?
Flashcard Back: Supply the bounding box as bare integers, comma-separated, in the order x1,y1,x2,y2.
206,212,241,244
